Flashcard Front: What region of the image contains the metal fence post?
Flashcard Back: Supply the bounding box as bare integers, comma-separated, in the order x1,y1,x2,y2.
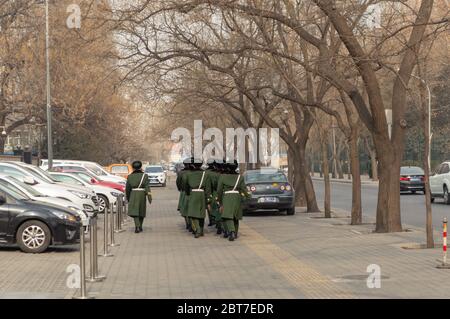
115,196,125,233
109,203,120,247
87,216,106,282
99,206,113,257
73,223,94,299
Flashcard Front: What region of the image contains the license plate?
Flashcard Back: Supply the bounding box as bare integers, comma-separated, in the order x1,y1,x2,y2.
411,178,420,182
258,197,279,203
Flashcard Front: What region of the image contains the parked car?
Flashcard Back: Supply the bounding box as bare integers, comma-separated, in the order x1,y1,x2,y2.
106,164,132,179
49,172,123,213
400,166,425,194
40,160,126,185
50,168,125,193
243,168,295,215
145,165,167,187
0,185,81,253
430,161,450,204
0,175,89,227
0,162,98,215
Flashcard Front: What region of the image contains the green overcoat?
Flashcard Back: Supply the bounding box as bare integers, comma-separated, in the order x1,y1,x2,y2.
126,170,152,218
184,169,211,219
176,170,190,217
205,169,220,220
217,173,249,220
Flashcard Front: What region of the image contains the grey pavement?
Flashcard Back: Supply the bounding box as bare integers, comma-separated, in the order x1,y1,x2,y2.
1,180,449,299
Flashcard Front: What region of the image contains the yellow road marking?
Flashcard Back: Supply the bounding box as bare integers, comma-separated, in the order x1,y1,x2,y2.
240,223,354,298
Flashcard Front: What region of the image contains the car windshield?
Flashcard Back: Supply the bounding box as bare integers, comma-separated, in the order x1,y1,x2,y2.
73,172,94,183
0,184,30,200
145,166,164,173
111,166,129,173
8,176,45,197
85,163,108,176
25,166,58,183
244,171,288,183
400,167,424,175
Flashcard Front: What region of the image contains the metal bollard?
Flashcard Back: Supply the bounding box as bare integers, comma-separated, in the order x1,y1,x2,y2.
87,216,106,282
115,196,125,233
123,198,129,224
99,206,113,257
109,203,120,247
73,223,94,299
437,217,450,269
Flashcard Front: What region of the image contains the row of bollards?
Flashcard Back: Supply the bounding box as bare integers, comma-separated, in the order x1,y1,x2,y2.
73,194,128,299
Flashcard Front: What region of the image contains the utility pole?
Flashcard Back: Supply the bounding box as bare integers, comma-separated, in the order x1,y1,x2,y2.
45,0,53,169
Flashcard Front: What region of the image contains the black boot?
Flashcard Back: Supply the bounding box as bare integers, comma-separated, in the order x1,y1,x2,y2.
135,227,139,233
216,227,223,235
223,231,229,238
228,232,236,241
139,226,143,232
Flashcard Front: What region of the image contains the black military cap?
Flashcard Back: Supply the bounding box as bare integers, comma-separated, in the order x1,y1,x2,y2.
132,161,143,170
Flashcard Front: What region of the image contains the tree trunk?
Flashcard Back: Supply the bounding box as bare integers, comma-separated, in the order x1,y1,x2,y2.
374,144,402,233
298,145,320,212
370,153,378,181
321,142,331,218
287,147,295,185
337,159,344,179
293,149,307,207
349,133,362,225
0,137,6,154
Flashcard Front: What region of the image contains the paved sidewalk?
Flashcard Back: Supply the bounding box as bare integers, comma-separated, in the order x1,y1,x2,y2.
0,181,448,299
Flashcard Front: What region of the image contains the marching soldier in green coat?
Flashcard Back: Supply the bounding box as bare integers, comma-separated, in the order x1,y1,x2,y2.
184,158,211,238
176,158,192,231
126,161,152,233
217,160,249,241
205,159,219,227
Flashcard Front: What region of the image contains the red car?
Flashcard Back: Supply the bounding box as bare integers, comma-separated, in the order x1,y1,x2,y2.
49,168,126,193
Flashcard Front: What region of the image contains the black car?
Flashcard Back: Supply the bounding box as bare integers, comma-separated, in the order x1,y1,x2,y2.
0,185,81,253
400,166,425,194
243,169,295,215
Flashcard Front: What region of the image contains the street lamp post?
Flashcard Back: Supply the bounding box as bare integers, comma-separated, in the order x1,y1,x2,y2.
45,0,53,169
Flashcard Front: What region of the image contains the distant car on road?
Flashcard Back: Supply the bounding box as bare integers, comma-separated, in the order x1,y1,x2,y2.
242,168,295,215
430,161,450,204
145,165,167,187
400,166,425,194
0,185,81,253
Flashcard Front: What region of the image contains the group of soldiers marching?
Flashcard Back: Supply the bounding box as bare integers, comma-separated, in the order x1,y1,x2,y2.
176,158,250,241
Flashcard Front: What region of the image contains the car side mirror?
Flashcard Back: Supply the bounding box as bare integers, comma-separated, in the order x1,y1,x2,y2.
0,195,6,205
23,176,37,185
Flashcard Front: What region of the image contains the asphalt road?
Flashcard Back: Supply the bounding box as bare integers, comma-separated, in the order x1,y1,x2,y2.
312,180,449,231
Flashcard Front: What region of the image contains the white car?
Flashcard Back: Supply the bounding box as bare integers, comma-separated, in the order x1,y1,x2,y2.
49,172,123,213
40,160,126,185
0,162,99,216
0,175,89,226
144,165,167,187
430,161,450,204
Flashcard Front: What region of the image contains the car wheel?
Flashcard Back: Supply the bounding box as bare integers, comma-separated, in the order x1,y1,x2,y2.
97,195,109,213
286,207,295,215
411,190,416,194
16,220,51,253
444,186,450,205
162,181,166,187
